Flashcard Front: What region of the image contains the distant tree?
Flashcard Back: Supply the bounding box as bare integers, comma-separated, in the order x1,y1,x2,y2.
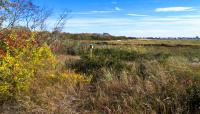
22,0,39,29
30,7,52,31
53,9,71,33
1,0,69,32
6,0,26,28
0,0,11,28
2,0,51,30
48,9,70,44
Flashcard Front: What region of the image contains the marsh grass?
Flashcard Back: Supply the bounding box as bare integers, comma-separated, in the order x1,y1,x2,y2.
1,30,200,114
68,41,200,113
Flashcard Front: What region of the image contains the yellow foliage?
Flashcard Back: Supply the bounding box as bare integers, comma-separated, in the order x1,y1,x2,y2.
0,29,90,101
0,53,33,97
0,40,56,98
61,72,90,85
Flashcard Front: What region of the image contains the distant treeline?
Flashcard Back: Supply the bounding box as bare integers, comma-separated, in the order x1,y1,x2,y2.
60,33,136,40
53,32,200,40
144,37,200,40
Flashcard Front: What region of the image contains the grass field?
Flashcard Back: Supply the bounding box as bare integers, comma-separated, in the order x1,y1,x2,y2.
0,30,199,113
62,38,200,114
1,1,200,113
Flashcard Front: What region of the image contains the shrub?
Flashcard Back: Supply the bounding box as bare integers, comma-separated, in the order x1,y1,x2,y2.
138,52,171,63
0,44,56,100
71,55,128,76
50,39,81,55
93,48,138,61
0,29,56,102
61,72,90,85
186,77,200,112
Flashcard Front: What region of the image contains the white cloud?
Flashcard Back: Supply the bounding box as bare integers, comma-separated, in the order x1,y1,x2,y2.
155,7,194,12
47,14,200,37
112,1,117,4
91,10,115,13
72,12,94,15
115,7,122,11
66,18,135,27
63,16,200,37
72,10,115,15
127,13,148,17
72,7,122,15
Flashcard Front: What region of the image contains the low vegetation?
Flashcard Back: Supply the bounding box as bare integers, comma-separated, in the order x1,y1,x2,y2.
0,0,199,114
0,28,199,114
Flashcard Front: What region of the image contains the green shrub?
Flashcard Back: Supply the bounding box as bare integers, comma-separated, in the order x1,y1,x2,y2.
71,55,128,76
74,56,126,74
93,48,138,61
186,77,200,112
137,62,148,80
138,52,171,63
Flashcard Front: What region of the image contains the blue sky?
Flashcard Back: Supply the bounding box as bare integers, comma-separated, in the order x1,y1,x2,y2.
33,0,200,37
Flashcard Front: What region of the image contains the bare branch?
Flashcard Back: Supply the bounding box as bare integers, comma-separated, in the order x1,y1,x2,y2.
53,9,71,32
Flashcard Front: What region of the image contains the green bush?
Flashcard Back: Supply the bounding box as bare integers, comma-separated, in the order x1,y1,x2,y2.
138,52,171,63
186,77,200,112
71,55,128,75
93,48,138,61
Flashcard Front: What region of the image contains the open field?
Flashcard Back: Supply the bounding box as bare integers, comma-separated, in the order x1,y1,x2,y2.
59,38,200,114
80,39,200,46
1,1,200,113
0,29,200,114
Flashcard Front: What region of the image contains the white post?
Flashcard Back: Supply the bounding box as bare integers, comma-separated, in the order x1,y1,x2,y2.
89,44,94,58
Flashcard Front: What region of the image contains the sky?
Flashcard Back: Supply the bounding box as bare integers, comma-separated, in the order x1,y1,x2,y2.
33,0,200,37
